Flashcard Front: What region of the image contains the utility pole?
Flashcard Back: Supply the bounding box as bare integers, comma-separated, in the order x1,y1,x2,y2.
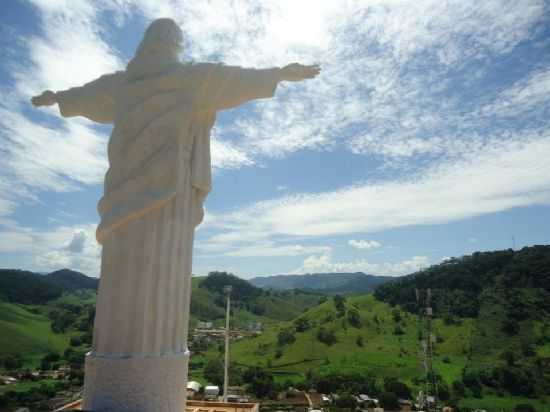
222,285,232,402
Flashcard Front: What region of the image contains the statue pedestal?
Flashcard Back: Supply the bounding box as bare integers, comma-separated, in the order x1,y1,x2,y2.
83,351,189,412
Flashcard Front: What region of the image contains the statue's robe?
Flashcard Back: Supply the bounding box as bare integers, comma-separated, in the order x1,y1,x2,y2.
55,62,280,358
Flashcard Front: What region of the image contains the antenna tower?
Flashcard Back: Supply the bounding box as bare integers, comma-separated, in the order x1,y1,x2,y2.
416,288,439,412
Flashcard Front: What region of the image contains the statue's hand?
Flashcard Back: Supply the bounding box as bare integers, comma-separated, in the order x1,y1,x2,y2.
280,63,321,82
31,90,57,107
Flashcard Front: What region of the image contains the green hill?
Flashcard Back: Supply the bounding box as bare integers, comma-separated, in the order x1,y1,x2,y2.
190,273,324,328
225,293,471,383
0,301,74,366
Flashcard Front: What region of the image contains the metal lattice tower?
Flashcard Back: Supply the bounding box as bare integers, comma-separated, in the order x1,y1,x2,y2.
416,288,439,412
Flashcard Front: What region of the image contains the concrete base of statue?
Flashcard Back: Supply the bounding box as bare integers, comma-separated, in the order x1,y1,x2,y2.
83,350,190,412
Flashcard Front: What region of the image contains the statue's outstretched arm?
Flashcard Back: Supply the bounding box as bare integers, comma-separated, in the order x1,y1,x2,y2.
30,72,124,123
278,63,321,82
205,63,321,111
31,90,58,107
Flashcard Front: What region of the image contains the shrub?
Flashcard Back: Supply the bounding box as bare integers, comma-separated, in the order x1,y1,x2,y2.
379,392,399,410
317,328,337,346
335,393,357,408
204,359,224,386
514,404,536,412
294,317,311,332
347,308,361,328
392,308,402,322
277,329,296,346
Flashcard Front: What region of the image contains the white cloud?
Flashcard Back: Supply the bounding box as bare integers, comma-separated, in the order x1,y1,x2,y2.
200,131,550,250
0,108,108,191
348,239,381,250
210,132,254,170
480,67,550,118
18,0,122,96
294,252,429,276
0,222,101,275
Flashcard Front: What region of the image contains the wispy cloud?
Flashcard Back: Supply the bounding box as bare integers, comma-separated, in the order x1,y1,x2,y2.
293,252,429,276
198,130,550,252
348,239,381,250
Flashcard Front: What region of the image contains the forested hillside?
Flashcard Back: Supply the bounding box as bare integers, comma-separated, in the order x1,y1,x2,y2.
0,269,98,304
374,245,550,317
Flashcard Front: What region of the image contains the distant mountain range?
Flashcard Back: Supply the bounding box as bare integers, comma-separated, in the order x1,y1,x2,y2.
249,272,393,294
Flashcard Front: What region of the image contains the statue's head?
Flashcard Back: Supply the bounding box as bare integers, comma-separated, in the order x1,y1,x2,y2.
135,18,183,58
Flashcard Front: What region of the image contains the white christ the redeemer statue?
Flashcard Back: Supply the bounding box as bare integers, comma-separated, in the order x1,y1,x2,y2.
32,18,319,412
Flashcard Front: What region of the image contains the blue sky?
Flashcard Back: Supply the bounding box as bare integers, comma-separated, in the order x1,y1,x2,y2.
0,0,549,279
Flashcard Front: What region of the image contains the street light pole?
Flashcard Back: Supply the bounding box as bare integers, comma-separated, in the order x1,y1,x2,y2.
222,285,232,402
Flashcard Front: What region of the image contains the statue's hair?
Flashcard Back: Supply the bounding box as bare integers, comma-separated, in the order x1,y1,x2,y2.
135,18,183,58
126,18,183,77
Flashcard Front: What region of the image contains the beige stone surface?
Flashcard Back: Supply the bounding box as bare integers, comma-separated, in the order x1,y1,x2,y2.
32,18,319,412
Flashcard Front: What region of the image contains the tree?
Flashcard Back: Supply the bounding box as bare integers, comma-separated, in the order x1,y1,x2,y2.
500,350,516,366
70,336,82,347
204,359,224,386
277,329,296,346
384,377,411,399
392,308,402,322
335,393,357,408
379,392,399,410
317,328,337,346
452,380,465,397
356,336,364,347
347,308,361,328
502,319,520,335
333,294,346,314
243,367,274,398
514,404,536,412
393,325,405,335
0,354,23,370
294,317,311,332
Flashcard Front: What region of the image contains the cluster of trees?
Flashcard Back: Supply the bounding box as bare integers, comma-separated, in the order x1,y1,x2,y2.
459,362,550,399
0,380,72,410
311,373,413,410
0,354,24,370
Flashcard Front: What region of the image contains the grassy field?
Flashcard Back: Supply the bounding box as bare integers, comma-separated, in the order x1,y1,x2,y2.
214,294,474,386
0,301,73,367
